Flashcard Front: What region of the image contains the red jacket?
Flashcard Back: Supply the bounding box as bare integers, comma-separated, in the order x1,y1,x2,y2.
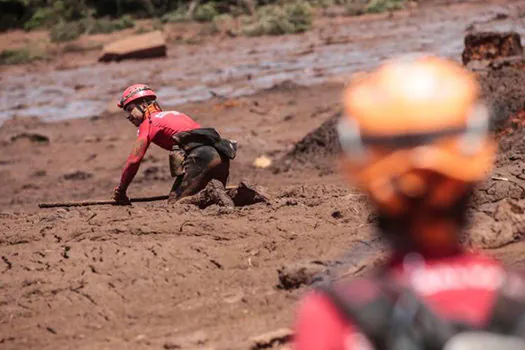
119,110,200,191
293,252,518,350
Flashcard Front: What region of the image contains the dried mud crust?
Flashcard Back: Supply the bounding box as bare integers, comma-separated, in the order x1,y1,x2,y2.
462,31,523,65
478,67,525,130
468,125,525,248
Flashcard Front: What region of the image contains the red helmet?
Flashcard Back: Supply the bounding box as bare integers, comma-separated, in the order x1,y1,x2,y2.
117,84,157,109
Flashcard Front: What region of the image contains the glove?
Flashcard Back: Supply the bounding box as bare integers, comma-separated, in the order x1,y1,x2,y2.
113,186,131,205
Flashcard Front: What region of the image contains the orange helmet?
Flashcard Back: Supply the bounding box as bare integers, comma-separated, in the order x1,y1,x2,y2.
117,84,157,109
337,54,496,215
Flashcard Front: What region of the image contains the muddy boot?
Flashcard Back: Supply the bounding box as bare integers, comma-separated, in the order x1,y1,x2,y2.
205,179,234,208
167,191,178,205
167,175,184,205
178,179,234,209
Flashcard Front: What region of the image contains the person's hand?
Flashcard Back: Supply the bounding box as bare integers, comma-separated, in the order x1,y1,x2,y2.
113,187,131,205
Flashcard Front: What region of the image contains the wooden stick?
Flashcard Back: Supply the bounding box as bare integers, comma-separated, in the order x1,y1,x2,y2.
38,195,169,208
38,185,238,209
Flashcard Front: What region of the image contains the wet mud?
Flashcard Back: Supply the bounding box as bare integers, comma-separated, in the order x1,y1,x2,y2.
1,1,525,349
1,0,524,125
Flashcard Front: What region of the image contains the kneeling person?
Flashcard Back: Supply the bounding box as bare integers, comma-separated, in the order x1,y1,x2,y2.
113,84,236,205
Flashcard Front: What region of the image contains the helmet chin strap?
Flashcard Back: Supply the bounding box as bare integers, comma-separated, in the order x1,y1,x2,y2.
128,101,162,124
143,101,162,117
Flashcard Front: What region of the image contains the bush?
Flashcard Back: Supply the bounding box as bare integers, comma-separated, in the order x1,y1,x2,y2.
161,7,191,23
49,21,84,42
364,0,404,13
212,13,236,32
49,15,135,42
285,1,313,32
24,7,56,30
193,3,219,22
243,2,312,37
0,48,47,65
83,15,135,34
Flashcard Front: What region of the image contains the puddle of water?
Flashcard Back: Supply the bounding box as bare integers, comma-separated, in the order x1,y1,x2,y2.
0,2,522,127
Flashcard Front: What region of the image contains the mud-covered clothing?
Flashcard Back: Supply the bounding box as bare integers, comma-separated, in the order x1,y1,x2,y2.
293,252,525,350
170,145,230,199
118,110,200,192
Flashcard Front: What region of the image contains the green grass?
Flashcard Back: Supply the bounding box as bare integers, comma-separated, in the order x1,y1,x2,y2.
243,2,313,37
365,0,405,13
193,3,220,22
0,48,48,65
49,16,135,43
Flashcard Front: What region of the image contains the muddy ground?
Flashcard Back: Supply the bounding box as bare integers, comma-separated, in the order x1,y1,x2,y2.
1,1,525,349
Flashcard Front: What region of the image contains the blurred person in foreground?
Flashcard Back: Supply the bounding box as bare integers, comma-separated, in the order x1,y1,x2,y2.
293,55,525,350
113,84,237,205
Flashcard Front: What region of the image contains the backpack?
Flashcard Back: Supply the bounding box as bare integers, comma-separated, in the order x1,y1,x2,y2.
317,270,525,350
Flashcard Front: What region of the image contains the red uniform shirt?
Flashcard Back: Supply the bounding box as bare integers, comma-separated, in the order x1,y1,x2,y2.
293,252,511,350
119,110,200,191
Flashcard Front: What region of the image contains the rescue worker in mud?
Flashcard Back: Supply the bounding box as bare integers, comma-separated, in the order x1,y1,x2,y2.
293,55,525,349
113,84,237,205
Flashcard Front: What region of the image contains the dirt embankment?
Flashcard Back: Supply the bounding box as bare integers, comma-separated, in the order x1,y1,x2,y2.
275,35,525,251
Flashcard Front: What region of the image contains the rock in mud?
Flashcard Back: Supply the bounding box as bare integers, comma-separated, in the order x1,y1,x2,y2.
462,31,523,65
250,328,293,349
163,341,181,349
31,170,46,177
98,30,167,63
63,170,93,181
10,132,49,144
227,181,269,207
265,80,301,92
277,261,329,290
177,180,234,209
164,330,208,349
467,199,525,249
253,155,272,169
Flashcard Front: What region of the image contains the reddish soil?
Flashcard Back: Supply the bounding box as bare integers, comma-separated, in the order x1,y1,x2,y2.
1,1,525,349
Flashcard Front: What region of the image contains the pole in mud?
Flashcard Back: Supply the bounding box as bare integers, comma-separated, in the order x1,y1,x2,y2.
38,195,169,208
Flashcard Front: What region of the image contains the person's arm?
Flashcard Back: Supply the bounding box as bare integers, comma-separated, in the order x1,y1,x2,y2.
117,135,149,193
113,122,151,205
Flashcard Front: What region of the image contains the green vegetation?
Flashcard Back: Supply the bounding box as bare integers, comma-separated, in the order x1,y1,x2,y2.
194,2,219,22
49,16,135,42
0,47,47,65
0,0,408,59
364,0,405,13
343,0,406,15
49,21,83,42
243,2,313,36
161,6,191,23
1,0,407,32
